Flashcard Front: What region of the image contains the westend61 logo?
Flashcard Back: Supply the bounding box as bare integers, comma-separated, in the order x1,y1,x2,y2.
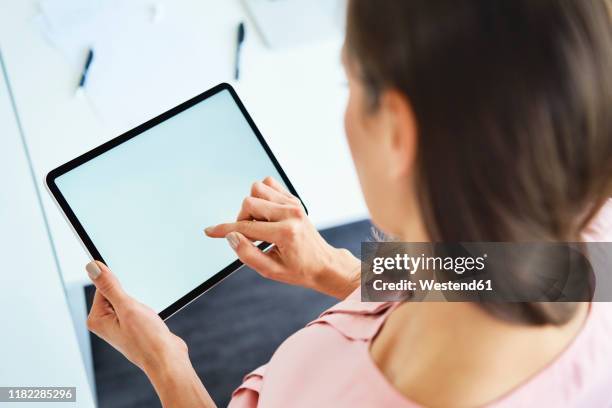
372,253,488,275
360,242,606,302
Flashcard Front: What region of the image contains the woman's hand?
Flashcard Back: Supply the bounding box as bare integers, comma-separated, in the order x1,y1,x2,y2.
85,261,215,408
205,177,360,299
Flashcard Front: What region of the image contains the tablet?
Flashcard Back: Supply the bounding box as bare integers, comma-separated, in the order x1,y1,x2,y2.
46,83,305,319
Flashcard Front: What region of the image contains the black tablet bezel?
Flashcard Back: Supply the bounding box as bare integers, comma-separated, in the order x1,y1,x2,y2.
46,83,307,320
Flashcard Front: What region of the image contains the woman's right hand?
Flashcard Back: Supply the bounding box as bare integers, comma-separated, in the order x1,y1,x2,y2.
205,177,360,299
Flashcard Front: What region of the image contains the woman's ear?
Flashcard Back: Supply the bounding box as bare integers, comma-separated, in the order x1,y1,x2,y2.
380,89,418,179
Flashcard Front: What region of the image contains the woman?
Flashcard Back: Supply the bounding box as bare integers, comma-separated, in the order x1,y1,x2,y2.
84,0,612,406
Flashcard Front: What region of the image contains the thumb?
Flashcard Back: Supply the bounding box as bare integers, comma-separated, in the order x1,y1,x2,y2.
86,261,128,308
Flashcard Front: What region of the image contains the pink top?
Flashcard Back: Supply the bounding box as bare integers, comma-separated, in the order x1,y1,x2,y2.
229,200,612,408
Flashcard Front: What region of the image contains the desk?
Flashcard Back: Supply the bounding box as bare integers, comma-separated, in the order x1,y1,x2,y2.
0,0,367,405
0,52,95,407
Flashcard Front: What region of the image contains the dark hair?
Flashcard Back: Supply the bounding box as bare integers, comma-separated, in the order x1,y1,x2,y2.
346,0,612,325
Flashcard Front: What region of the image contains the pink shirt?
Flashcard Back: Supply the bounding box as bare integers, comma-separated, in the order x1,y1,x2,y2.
229,201,612,407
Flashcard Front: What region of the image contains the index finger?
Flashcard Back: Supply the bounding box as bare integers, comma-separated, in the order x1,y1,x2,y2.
205,220,281,242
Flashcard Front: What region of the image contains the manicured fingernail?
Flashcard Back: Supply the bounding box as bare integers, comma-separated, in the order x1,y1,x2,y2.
226,233,240,250
86,261,102,280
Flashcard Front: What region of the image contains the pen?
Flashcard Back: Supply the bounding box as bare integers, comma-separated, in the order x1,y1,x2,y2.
78,48,95,90
235,22,245,80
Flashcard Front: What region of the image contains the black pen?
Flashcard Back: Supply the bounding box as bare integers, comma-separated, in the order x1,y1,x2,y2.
235,22,245,80
77,48,95,90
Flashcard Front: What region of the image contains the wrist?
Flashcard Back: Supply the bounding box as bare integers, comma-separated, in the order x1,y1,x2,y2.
145,354,191,387
144,351,191,402
144,351,215,408
313,245,360,299
142,337,190,379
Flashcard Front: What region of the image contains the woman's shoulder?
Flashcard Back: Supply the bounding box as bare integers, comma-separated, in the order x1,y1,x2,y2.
303,287,396,341
229,292,409,408
491,301,612,407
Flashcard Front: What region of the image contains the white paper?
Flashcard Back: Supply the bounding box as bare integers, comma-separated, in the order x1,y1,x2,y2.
243,0,345,49
36,0,232,133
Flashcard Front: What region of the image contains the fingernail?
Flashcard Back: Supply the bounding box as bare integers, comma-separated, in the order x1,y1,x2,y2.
86,261,102,280
226,232,240,250
204,226,214,234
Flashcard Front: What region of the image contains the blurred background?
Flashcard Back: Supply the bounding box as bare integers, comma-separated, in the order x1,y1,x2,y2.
0,0,371,406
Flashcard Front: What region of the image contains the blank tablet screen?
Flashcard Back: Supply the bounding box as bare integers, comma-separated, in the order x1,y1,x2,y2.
53,87,292,315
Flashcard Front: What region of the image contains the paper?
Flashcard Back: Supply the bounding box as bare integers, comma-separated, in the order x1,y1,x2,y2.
243,0,345,49
36,0,232,133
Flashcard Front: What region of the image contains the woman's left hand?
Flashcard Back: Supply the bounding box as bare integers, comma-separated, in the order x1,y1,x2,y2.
85,261,215,408
85,261,187,372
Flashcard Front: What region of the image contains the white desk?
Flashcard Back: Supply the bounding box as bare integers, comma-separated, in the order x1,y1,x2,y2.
0,52,95,406
0,0,367,405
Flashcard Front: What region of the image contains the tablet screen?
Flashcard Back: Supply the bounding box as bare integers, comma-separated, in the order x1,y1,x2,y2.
52,87,293,316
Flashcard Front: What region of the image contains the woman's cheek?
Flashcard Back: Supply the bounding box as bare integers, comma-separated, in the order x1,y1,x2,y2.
344,94,365,152
344,102,357,155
